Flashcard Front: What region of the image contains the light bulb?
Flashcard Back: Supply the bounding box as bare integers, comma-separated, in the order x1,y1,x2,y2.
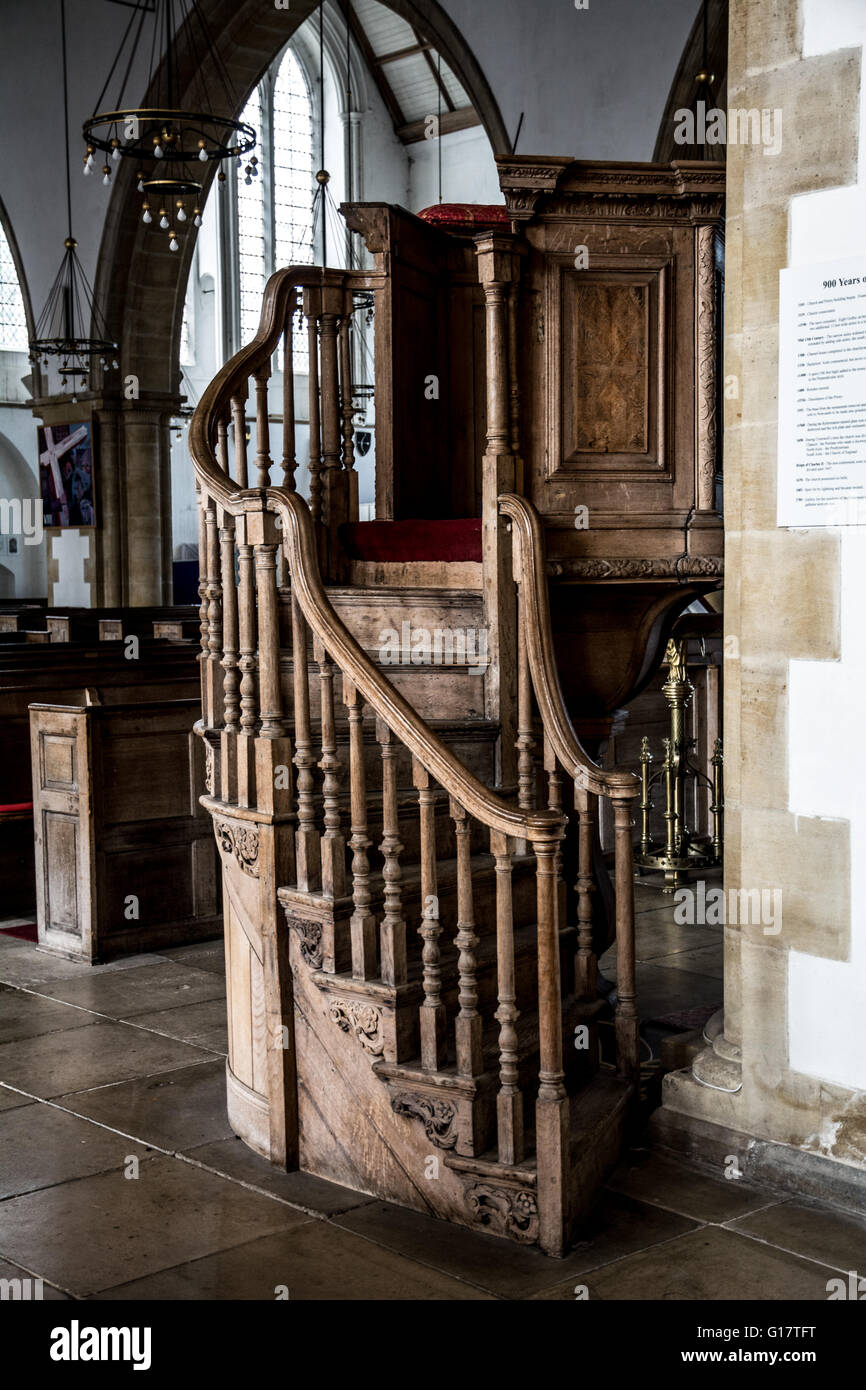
159,214,169,229
169,236,179,252
194,213,202,227
244,175,252,185
177,207,187,222
103,171,111,186
111,147,120,162
154,143,164,158
142,209,152,223
198,146,207,161
83,162,91,177
112,359,119,370
137,178,144,193
86,151,94,168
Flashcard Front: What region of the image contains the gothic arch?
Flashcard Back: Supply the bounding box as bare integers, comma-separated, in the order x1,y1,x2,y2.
89,0,507,602
95,0,508,400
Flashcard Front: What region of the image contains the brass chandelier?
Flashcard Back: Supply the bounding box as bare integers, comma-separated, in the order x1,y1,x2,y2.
82,0,257,250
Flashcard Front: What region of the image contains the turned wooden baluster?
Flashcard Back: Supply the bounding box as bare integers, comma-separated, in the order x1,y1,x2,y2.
306,299,323,526
339,299,359,522
516,605,535,854
542,731,566,931
196,485,209,670
613,794,640,1079
415,759,445,1070
575,781,598,1000
491,829,523,1163
344,678,376,979
320,308,341,498
451,799,483,1077
254,363,272,489
236,527,258,807
314,636,346,899
219,517,239,805
254,541,283,739
216,414,230,474
292,593,321,892
377,720,406,987
282,292,298,493
534,825,569,1256
231,393,249,488
220,518,239,733
204,500,224,728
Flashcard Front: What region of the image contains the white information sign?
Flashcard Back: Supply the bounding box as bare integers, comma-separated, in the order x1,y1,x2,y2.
777,256,866,526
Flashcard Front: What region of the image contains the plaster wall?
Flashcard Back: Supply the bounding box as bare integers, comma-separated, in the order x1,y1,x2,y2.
663,0,866,1173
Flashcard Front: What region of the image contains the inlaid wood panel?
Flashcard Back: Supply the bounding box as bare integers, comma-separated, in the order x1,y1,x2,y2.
556,263,668,475
41,812,79,935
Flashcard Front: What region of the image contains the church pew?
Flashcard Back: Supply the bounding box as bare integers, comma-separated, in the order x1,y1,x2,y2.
29,697,220,961
42,605,199,644
0,641,203,926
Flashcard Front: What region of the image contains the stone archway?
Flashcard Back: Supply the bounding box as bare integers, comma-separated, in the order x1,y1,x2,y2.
92,0,509,604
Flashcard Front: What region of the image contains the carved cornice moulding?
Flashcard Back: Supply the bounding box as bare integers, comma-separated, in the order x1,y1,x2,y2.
496,157,725,227
547,556,724,580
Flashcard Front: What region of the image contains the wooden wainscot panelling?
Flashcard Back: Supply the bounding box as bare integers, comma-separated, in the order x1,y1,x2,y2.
29,698,221,962
31,709,94,956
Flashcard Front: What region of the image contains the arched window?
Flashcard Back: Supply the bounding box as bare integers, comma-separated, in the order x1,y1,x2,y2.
0,221,28,353
236,47,315,351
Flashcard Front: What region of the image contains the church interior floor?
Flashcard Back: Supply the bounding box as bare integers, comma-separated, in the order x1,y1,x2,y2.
0,893,861,1302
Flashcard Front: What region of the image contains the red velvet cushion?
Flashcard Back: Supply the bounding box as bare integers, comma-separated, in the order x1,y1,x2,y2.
417,203,510,233
0,802,33,815
340,519,482,564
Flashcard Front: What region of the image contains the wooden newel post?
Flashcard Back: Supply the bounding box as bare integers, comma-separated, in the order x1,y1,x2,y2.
219,512,239,804
475,233,523,789
534,826,570,1257
613,794,640,1079
320,282,349,581
204,499,224,729
246,508,293,846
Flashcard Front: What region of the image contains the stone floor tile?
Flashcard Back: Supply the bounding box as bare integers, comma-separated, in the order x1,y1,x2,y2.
35,961,226,1019
0,1021,217,1099
56,1059,233,1151
334,1191,697,1298
183,1137,377,1215
94,1221,495,1300
129,999,228,1047
728,1198,866,1274
0,1102,152,1198
651,943,725,979
0,1155,308,1296
0,983,96,1043
607,1149,772,1223
156,940,225,976
0,947,160,988
531,1226,835,1300
0,1085,34,1112
0,1257,72,1300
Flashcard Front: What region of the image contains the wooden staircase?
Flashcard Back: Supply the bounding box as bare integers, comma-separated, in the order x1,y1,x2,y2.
189,261,641,1257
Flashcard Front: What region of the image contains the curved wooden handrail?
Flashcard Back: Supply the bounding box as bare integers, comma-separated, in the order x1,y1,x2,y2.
189,267,563,845
190,264,385,498
499,494,639,801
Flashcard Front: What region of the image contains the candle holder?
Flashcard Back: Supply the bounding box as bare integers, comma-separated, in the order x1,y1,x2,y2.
635,637,723,891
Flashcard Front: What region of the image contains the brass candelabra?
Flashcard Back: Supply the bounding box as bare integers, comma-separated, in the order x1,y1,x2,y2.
635,637,723,891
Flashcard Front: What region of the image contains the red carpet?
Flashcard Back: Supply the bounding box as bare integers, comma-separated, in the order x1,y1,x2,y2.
0,923,38,942
340,518,482,564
